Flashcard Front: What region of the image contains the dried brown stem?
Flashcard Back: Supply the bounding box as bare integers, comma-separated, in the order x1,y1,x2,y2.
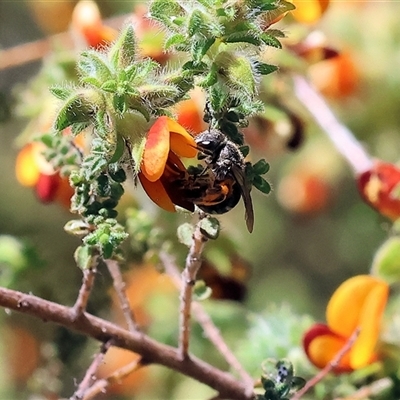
160,251,254,393
179,222,208,359
81,357,143,400
105,259,138,332
292,328,360,400
70,340,112,400
72,267,97,319
0,286,253,400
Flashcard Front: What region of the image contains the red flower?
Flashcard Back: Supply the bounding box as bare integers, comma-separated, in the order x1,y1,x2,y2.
358,160,400,220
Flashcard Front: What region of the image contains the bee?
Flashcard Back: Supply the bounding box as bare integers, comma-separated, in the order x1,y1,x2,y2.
190,129,255,233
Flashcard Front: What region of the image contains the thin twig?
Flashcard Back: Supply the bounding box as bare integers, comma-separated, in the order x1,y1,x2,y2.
72,267,97,319
292,328,361,400
70,340,112,400
0,286,253,399
105,259,139,332
160,251,254,393
334,377,392,400
81,356,143,400
293,75,373,175
179,221,208,359
0,15,128,70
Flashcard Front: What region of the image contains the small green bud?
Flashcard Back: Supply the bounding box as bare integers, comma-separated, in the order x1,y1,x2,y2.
372,237,400,283
193,280,212,301
199,217,220,240
74,245,96,270
177,223,195,247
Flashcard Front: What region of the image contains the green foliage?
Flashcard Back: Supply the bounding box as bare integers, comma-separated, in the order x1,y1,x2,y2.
372,237,400,283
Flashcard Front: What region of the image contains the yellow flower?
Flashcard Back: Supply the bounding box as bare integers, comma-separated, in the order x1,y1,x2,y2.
303,275,389,372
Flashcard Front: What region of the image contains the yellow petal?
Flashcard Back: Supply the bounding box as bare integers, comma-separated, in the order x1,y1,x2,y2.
15,144,41,187
326,275,385,338
291,0,329,24
141,117,170,182
166,117,198,158
138,172,176,212
350,281,388,369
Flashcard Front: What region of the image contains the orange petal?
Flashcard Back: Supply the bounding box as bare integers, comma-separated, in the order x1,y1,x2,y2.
307,333,351,371
326,275,386,338
176,99,205,135
15,144,41,187
138,172,176,212
166,117,198,158
141,117,170,182
350,280,388,369
291,0,329,24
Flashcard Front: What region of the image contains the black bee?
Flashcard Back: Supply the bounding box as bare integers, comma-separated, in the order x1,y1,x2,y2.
192,129,255,233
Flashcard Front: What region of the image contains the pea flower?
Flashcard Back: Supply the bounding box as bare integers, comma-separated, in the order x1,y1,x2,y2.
138,116,198,212
15,142,74,208
71,0,117,48
303,275,389,372
358,160,400,221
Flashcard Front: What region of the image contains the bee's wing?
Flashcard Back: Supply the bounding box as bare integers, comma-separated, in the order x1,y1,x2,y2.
231,165,254,233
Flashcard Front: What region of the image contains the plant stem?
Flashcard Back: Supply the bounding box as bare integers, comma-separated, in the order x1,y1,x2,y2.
72,266,97,319
160,251,254,393
70,340,111,400
179,221,208,359
0,286,253,400
293,75,373,175
106,259,139,332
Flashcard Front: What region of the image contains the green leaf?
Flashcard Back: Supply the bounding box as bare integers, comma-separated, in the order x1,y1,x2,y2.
254,62,278,76
78,50,112,81
177,223,195,247
223,32,262,46
260,33,282,48
110,25,137,69
199,216,220,240
74,245,96,270
164,33,187,50
198,63,219,87
252,159,270,175
192,37,216,63
193,280,213,301
128,135,146,176
372,237,400,283
188,10,207,37
50,85,73,100
150,0,184,29
71,121,91,136
126,97,151,121
54,91,100,131
253,175,271,194
113,93,127,114
101,79,118,92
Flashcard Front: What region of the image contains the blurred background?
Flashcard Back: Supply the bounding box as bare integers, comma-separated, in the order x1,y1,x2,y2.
1,1,400,399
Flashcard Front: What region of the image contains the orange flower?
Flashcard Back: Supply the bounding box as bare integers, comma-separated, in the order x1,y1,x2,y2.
15,133,85,208
291,0,329,24
138,116,198,212
303,275,389,372
71,0,117,48
358,161,400,221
